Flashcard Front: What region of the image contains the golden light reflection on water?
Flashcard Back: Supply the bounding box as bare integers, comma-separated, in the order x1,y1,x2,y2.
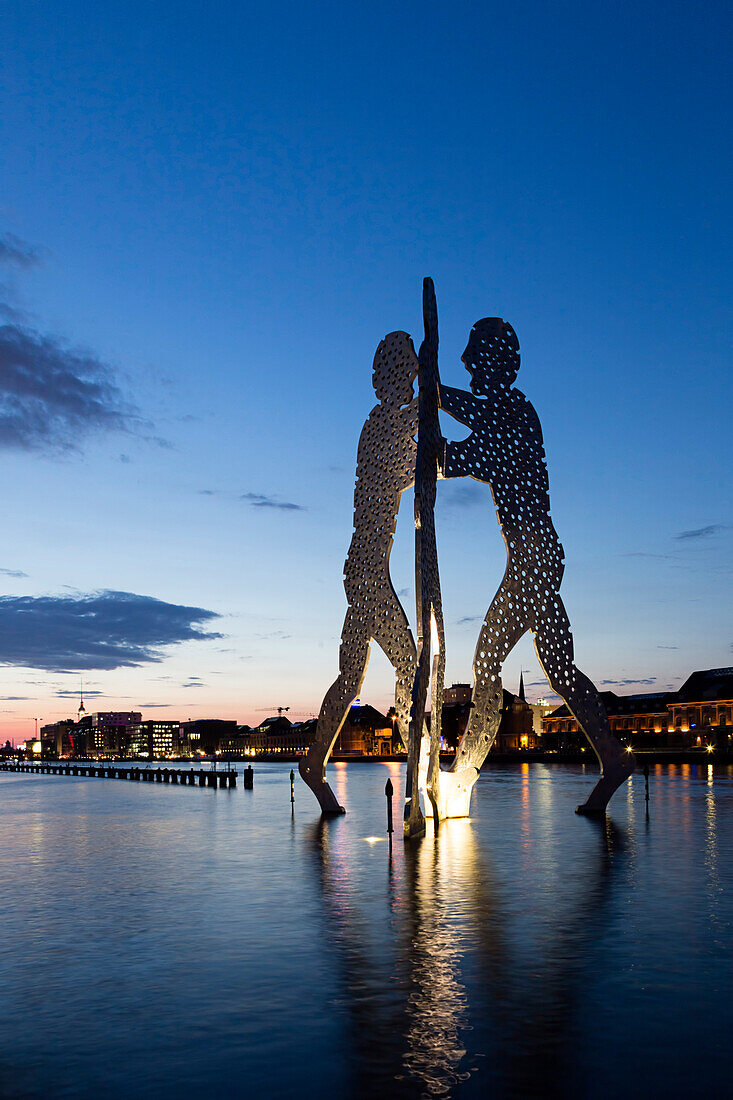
400,824,475,1095
520,761,531,849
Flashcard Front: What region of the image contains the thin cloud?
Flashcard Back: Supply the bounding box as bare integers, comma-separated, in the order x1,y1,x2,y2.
0,230,155,453
623,552,674,560
0,695,31,701
0,323,139,452
0,590,221,672
657,645,679,650
55,688,105,698
600,678,657,686
442,483,484,509
181,678,204,689
241,492,305,512
0,234,40,268
0,567,28,579
674,524,725,541
457,615,482,625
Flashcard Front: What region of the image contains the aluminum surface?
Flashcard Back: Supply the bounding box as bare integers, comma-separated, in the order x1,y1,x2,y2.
299,332,420,814
440,317,633,813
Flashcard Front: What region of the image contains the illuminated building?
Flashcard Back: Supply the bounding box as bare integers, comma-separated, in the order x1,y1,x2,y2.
542,667,733,750
443,683,472,705
529,698,554,736
125,720,178,758
40,719,77,757
178,719,239,755
84,712,142,757
441,680,537,752
334,705,394,755
244,717,318,756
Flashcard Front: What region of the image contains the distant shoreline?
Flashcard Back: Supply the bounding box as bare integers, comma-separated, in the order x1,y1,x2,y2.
6,750,730,767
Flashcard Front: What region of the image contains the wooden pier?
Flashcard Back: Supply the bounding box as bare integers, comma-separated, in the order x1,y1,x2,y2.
0,762,237,788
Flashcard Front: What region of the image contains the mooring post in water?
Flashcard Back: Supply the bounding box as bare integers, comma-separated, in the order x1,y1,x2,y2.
290,769,295,804
244,765,254,789
644,762,650,815
385,778,394,839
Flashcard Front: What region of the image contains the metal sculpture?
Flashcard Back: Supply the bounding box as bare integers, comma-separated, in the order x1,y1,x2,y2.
299,332,420,815
301,283,633,824
438,318,634,815
406,278,445,836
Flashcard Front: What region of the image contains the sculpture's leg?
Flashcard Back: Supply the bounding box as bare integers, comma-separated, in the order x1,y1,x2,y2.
372,597,422,836
299,611,371,815
436,576,527,819
425,608,447,824
417,724,432,812
533,601,634,814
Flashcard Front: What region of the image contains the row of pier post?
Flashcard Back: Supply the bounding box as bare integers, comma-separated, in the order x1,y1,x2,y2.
0,761,250,789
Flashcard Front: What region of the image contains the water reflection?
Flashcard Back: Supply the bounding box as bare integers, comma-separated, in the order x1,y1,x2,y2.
471,817,628,1098
307,810,629,1098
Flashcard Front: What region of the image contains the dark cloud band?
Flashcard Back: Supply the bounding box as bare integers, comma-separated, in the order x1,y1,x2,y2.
0,323,138,452
0,590,221,672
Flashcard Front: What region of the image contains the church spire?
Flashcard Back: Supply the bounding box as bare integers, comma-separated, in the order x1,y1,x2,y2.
518,671,526,701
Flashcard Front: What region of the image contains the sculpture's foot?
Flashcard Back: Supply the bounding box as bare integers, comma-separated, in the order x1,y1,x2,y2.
403,805,426,840
298,757,345,815
432,767,480,820
575,753,635,816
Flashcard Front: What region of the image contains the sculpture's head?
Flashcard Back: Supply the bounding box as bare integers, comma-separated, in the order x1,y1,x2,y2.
462,318,519,395
372,331,418,404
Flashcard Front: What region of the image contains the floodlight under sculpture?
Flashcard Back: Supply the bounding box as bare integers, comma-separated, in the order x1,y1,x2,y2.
300,280,634,828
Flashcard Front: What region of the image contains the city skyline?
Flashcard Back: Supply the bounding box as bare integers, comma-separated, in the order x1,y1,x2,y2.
1,1,731,743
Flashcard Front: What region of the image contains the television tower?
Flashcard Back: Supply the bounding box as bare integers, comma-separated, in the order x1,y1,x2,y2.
78,679,86,721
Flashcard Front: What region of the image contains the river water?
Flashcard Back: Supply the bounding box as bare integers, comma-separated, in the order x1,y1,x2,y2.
0,761,730,1098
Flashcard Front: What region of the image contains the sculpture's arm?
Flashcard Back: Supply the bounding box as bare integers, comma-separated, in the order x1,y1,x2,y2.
439,384,471,422
438,385,475,478
403,395,419,437
442,437,473,479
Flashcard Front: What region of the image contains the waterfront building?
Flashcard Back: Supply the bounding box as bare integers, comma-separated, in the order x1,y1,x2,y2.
495,687,536,751
178,719,239,755
40,719,77,757
529,698,554,736
126,720,178,759
442,680,537,752
334,705,394,755
218,725,252,756
542,667,733,750
668,668,733,747
443,683,472,705
83,712,142,757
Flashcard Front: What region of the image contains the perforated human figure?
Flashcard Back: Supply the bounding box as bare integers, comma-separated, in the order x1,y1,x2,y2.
299,332,421,815
438,318,634,816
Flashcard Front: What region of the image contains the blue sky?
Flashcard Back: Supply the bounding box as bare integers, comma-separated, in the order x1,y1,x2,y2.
0,0,730,740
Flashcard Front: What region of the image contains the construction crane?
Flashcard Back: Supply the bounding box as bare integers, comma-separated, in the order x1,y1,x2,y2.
254,707,316,718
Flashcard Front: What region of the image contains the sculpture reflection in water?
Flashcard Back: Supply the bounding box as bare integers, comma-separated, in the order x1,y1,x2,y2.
307,817,472,1098
306,810,629,1098
300,281,634,823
